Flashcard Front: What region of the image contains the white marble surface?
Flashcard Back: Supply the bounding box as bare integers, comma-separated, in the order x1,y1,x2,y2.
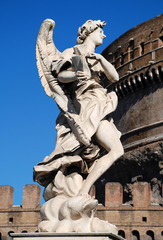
9,232,125,240
34,19,124,234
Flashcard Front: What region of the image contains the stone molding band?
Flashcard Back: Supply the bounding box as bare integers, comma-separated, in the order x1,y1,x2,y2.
122,120,163,139
106,62,163,98
123,133,163,151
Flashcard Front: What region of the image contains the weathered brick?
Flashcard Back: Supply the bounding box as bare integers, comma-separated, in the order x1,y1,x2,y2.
133,182,151,207
152,39,159,49
0,185,14,209
144,42,151,53
134,46,141,58
105,182,123,207
22,184,41,209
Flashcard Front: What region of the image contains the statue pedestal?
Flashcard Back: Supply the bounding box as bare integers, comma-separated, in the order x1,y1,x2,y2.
9,232,125,240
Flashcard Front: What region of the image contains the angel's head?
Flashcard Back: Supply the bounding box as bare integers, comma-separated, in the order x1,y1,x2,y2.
77,20,106,46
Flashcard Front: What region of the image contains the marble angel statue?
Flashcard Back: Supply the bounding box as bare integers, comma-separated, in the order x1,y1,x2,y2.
33,19,124,234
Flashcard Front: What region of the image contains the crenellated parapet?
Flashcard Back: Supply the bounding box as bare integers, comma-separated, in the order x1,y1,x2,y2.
90,181,163,208
0,183,162,240
0,184,41,209
1,182,161,211
0,185,41,240
91,182,163,240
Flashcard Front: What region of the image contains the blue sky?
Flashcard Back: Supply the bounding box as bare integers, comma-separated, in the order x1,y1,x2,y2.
0,0,162,205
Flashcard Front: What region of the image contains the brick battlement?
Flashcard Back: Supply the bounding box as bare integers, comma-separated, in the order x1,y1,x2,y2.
90,181,163,208
0,183,162,240
0,185,41,209
0,182,162,210
0,185,41,240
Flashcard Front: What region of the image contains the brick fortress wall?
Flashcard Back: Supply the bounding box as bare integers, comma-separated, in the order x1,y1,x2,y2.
0,183,163,240
102,14,163,151
99,14,163,240
92,183,163,240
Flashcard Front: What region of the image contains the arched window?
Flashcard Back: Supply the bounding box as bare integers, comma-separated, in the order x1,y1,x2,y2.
118,230,125,238
140,42,144,55
132,230,140,240
8,231,14,238
21,230,28,233
159,36,163,45
161,231,163,240
120,54,124,65
129,38,134,59
146,230,154,240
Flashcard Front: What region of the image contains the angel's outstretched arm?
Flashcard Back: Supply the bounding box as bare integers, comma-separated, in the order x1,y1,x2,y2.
87,53,119,82
100,57,119,82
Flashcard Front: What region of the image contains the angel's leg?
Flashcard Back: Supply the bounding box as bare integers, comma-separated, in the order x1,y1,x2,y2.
79,120,124,194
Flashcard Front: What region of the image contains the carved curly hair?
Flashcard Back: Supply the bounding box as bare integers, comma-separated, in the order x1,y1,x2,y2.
77,20,106,45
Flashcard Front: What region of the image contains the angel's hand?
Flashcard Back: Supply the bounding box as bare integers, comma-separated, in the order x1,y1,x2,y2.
58,70,90,83
86,53,103,62
76,71,90,81
87,53,119,82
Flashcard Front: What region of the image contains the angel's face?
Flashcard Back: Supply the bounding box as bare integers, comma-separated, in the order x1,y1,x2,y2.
88,28,106,47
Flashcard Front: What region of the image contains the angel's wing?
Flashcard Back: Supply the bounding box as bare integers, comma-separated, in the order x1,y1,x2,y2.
36,19,90,147
36,19,61,97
